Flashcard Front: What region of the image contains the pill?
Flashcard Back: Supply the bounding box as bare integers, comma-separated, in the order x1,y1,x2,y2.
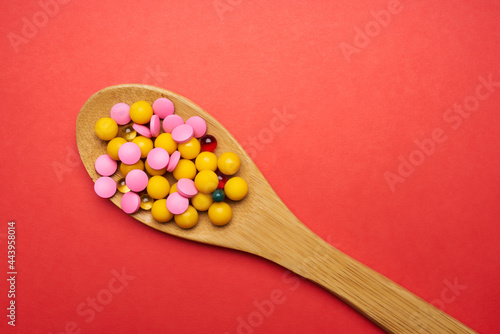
125,169,149,192
216,170,228,189
162,115,184,133
169,182,178,194
155,133,177,154
95,117,118,141
151,199,173,223
132,123,152,138
132,136,154,159
171,124,194,144
152,98,174,119
147,175,170,200
150,115,161,137
139,194,154,210
147,148,169,170
118,142,142,164
107,137,127,160
218,152,240,175
166,150,181,172
195,152,218,172
117,177,130,193
177,178,198,198
200,134,217,152
121,125,137,141
121,192,141,214
145,160,166,176
212,189,225,202
119,160,144,176
191,192,213,211
95,154,118,176
224,177,248,201
194,170,218,194
174,205,199,229
129,101,153,124
186,116,207,138
110,103,131,125
178,137,201,159
172,159,197,180
94,176,117,198
208,202,232,226
166,192,189,215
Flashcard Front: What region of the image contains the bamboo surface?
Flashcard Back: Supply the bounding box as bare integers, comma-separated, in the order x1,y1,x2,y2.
76,84,477,333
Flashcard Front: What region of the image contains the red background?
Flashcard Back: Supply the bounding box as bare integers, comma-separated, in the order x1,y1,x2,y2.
1,0,499,333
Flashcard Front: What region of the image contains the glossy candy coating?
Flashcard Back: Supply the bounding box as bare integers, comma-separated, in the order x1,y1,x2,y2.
212,189,225,202
121,125,137,141
117,178,130,193
216,170,228,189
139,194,154,210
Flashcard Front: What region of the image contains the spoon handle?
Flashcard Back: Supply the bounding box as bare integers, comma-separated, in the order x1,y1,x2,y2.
254,219,476,333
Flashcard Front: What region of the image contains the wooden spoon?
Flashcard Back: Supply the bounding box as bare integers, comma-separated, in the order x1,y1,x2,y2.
76,84,476,334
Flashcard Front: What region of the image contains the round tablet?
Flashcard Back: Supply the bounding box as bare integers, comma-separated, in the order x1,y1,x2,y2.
186,116,207,138
177,178,198,198
125,169,149,192
150,115,161,137
132,123,152,138
95,154,118,176
152,98,174,119
121,192,140,214
110,103,131,125
94,177,117,198
147,148,169,170
172,124,194,144
162,115,184,133
166,192,189,215
166,150,181,172
118,142,141,164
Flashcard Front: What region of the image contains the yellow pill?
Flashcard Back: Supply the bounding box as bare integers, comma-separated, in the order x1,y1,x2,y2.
147,175,170,199
132,136,154,158
172,159,197,180
174,205,199,229
95,117,118,141
218,152,240,175
151,199,173,223
119,160,144,176
191,192,213,211
155,133,177,154
169,182,178,194
107,137,127,160
129,101,153,124
194,170,218,194
224,177,248,201
145,160,166,176
178,137,201,160
208,202,232,226
195,152,218,171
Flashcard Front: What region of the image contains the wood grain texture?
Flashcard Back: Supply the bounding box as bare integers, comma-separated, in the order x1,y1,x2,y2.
76,84,476,333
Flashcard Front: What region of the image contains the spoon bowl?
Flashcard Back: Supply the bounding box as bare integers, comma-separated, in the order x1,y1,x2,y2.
76,84,476,334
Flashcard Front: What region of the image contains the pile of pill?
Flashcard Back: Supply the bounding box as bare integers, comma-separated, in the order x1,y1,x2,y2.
93,98,248,228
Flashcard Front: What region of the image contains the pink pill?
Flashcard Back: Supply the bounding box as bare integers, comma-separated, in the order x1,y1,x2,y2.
125,169,149,192
121,192,140,214
150,115,161,137
166,150,181,172
162,115,184,133
186,116,207,138
110,103,131,125
95,154,118,176
147,148,169,170
152,98,174,119
177,178,198,198
132,123,152,138
166,192,189,215
94,177,117,198
118,142,141,164
171,124,194,144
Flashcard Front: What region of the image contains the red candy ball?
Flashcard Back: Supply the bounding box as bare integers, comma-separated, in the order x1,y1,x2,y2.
200,134,217,152
216,170,228,189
